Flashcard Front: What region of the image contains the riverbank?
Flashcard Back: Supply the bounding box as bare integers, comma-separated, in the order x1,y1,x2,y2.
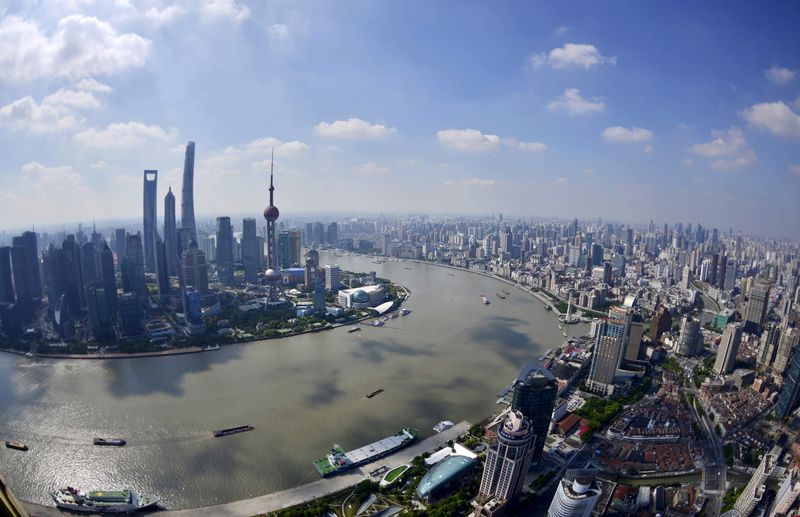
21,421,469,517
1,281,412,362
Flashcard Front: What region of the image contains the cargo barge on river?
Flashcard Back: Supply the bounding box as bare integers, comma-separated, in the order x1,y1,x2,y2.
313,428,417,477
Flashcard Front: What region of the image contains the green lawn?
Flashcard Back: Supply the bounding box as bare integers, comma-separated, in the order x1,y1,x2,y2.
383,464,409,484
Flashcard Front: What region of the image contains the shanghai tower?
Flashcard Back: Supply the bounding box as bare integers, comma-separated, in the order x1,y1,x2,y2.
181,141,197,243
143,169,158,273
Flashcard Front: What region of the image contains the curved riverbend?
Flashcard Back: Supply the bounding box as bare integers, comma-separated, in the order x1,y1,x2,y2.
0,252,586,510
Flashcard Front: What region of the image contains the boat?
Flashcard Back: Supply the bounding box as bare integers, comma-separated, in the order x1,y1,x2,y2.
5,440,28,451
93,438,126,447
558,324,563,330
502,290,510,296
400,308,412,316
372,320,384,327
403,267,412,270
562,331,568,337
366,388,385,398
203,344,220,351
545,304,553,311
481,295,490,305
388,312,399,319
313,428,418,477
25,351,35,358
446,273,455,277
52,487,160,514
496,293,506,300
213,425,255,438
347,326,361,333
433,420,455,433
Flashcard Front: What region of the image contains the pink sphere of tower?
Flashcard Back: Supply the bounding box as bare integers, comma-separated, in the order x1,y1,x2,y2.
263,205,279,221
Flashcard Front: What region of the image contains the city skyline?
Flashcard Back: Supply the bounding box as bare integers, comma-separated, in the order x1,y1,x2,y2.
1,2,799,238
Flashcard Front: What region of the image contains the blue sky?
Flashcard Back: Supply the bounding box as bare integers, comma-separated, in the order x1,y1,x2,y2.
1,1,799,238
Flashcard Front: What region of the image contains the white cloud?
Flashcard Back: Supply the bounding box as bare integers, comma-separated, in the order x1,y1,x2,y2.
548,88,605,115
268,24,293,54
200,0,251,23
443,178,497,187
764,66,797,85
790,165,800,178
740,101,800,138
601,126,654,143
145,5,186,25
683,158,695,166
691,127,757,170
553,177,568,185
21,162,85,191
74,121,178,148
0,96,80,133
504,138,547,152
437,129,500,151
315,118,396,139
355,162,390,176
90,160,109,170
43,89,102,109
76,78,112,93
233,136,309,156
531,43,616,69
794,95,800,110
0,14,151,82
554,26,569,35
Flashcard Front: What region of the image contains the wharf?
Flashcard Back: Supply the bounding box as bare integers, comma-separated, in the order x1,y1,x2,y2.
22,421,470,517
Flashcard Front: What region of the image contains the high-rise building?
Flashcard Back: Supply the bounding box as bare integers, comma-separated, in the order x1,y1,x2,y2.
313,277,325,315
183,287,202,324
547,469,602,517
164,186,178,277
304,249,319,290
241,218,259,283
100,243,117,316
743,281,770,334
215,217,234,286
86,282,113,342
476,411,535,516
0,247,15,303
313,222,325,246
327,222,338,246
180,241,209,295
734,446,782,517
121,233,147,300
60,235,84,313
587,306,632,395
80,241,99,287
324,264,341,291
624,320,645,362
155,237,170,302
263,151,279,269
776,340,800,419
773,468,800,516
511,361,557,463
774,329,800,376
591,243,603,267
276,230,301,269
713,323,743,375
181,141,197,242
113,228,126,269
11,231,42,307
677,316,701,356
117,292,142,338
143,169,158,273
756,323,781,371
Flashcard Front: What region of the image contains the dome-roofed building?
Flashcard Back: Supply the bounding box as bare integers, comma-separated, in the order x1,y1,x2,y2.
416,454,478,500
352,290,369,305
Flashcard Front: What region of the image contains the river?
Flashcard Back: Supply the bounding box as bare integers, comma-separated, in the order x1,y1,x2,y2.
0,252,586,509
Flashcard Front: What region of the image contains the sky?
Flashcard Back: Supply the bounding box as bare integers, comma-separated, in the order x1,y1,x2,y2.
0,1,799,239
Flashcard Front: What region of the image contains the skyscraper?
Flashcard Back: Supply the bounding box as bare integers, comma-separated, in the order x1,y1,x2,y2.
304,249,319,290
143,169,158,273
773,329,800,376
327,222,338,246
100,243,117,316
80,241,99,287
677,316,701,356
276,230,301,269
86,281,113,342
0,247,14,303
113,228,126,269
117,292,142,338
547,469,602,517
155,237,170,302
776,340,800,419
511,361,557,463
756,323,781,371
241,218,259,283
713,323,743,375
11,231,42,306
122,233,147,300
263,151,279,270
587,306,632,395
181,141,197,242
180,241,209,295
61,235,84,313
324,264,341,291
215,217,234,285
734,446,782,517
476,410,535,516
743,281,770,334
164,186,178,277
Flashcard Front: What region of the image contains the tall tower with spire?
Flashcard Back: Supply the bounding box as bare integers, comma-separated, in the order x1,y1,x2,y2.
263,149,279,270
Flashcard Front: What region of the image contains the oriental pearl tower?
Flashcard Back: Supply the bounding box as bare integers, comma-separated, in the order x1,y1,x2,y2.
263,149,279,270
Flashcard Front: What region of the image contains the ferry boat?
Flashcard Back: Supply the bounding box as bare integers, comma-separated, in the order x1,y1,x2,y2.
372,320,384,327
52,487,160,513
496,293,506,300
347,326,361,333
203,344,220,351
5,440,28,451
314,428,417,477
481,295,490,305
366,388,385,398
400,308,411,316
93,438,126,447
433,420,455,433
213,425,255,438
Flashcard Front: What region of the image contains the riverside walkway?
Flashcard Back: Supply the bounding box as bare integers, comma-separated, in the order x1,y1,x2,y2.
22,421,470,517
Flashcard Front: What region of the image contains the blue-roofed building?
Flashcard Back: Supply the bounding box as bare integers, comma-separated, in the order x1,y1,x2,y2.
416,455,478,500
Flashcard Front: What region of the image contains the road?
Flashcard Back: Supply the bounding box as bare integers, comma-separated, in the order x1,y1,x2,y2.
684,386,726,516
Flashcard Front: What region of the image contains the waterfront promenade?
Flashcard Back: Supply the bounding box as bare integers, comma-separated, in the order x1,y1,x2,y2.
22,421,470,517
